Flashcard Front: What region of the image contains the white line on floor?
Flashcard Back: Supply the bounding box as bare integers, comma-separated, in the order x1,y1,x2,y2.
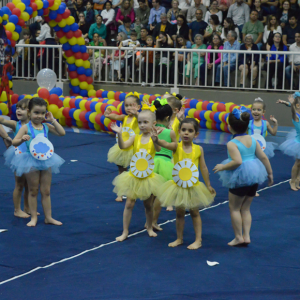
0,179,290,286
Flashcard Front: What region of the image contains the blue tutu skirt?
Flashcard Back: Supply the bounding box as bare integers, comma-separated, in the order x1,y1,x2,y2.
264,142,277,159
279,130,300,159
218,158,268,189
10,152,65,177
3,146,15,169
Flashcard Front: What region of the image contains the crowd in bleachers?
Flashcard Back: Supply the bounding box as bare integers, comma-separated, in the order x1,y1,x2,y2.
14,0,300,89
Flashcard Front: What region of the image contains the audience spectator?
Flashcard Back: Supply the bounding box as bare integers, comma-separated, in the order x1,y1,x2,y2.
221,17,240,41
110,32,127,80
279,0,299,11
101,1,116,30
285,31,300,89
112,0,123,16
172,14,190,40
153,13,175,39
149,0,167,31
139,27,149,45
239,34,259,87
136,0,151,28
277,0,292,29
89,15,107,39
216,30,240,86
204,0,223,24
84,1,95,27
74,0,86,23
177,0,191,14
283,14,300,46
261,0,278,15
263,14,281,44
253,0,267,24
199,33,223,85
185,34,206,84
15,30,31,77
78,12,90,39
242,10,264,49
216,0,233,15
66,0,77,20
118,16,133,38
264,32,288,89
93,0,107,11
187,0,207,23
132,17,143,39
141,35,156,85
204,15,222,44
116,0,135,25
189,9,208,43
167,0,182,23
29,16,42,38
227,0,250,36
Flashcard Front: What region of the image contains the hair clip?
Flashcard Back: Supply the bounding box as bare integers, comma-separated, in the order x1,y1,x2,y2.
232,106,248,119
255,97,263,102
126,91,140,98
187,116,200,123
293,92,300,98
142,103,156,112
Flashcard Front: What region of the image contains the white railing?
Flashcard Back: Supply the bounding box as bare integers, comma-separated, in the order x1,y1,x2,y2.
13,44,300,92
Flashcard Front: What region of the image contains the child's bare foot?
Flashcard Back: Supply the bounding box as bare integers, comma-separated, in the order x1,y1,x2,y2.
228,237,245,246
187,240,202,250
45,218,63,226
168,239,183,247
14,209,30,218
116,231,128,242
27,218,38,227
24,209,40,216
255,192,259,197
115,196,123,202
166,206,173,211
295,179,300,189
152,223,163,231
147,228,157,237
289,180,298,191
243,235,251,244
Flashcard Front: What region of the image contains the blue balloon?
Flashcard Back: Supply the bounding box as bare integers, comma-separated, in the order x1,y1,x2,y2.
80,45,87,53
70,23,79,31
18,95,25,100
53,25,61,32
88,121,94,129
11,104,17,114
75,99,82,109
80,90,88,97
85,68,92,77
42,0,49,8
22,0,31,6
50,87,63,96
8,74,12,80
6,38,11,45
69,82,73,89
68,64,77,71
72,86,80,94
71,119,77,126
57,3,66,14
102,91,108,98
37,9,44,16
62,25,70,33
11,48,15,55
77,67,85,75
9,15,19,25
15,25,22,34
25,7,33,15
100,115,106,124
90,102,97,112
0,10,3,17
200,120,206,129
85,112,92,120
72,45,80,53
49,11,57,20
1,7,11,15
206,103,214,111
62,43,71,51
69,108,76,118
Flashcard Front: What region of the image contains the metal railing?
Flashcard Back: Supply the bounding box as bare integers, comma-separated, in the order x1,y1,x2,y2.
13,44,300,92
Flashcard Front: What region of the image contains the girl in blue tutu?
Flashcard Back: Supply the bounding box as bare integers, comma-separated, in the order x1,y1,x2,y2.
214,108,273,247
106,93,141,202
11,97,65,227
111,105,165,242
277,92,300,191
0,98,31,218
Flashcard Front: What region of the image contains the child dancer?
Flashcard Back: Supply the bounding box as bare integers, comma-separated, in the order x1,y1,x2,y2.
11,97,65,227
213,108,273,246
278,93,300,191
111,105,165,241
249,97,278,158
157,118,216,249
106,94,141,201
0,98,31,218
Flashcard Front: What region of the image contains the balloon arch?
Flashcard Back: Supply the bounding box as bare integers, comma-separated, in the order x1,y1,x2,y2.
1,0,95,97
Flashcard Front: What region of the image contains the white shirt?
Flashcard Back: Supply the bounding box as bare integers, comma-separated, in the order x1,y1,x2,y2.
221,27,240,41
178,0,191,10
263,25,282,44
204,11,223,24
101,9,115,26
133,0,139,9
16,39,27,55
191,0,210,6
288,43,300,64
36,23,53,42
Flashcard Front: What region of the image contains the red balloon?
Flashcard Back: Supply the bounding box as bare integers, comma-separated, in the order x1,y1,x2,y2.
64,49,74,57
7,3,15,11
30,3,38,11
85,101,91,111
114,91,121,100
38,88,50,100
11,40,16,47
74,52,82,59
62,107,71,118
12,8,21,17
96,90,102,97
69,71,78,79
95,114,102,125
62,9,71,19
65,31,73,39
82,121,90,129
78,74,87,82
48,0,54,7
5,31,12,40
11,94,19,105
112,101,120,107
69,98,76,108
65,118,73,127
55,15,63,22
49,94,59,105
79,110,87,122
44,16,50,22
82,52,89,60
43,8,49,16
17,19,25,26
86,76,93,84
56,30,65,39
73,30,82,38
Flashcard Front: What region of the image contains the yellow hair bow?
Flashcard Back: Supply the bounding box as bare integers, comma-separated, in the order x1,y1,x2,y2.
187,116,200,123
126,91,140,98
142,103,156,112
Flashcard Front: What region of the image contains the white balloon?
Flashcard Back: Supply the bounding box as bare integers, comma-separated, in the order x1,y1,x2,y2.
37,69,57,91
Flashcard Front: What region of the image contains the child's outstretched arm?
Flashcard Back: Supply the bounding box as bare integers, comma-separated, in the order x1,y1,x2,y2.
276,99,291,107
0,124,12,147
45,112,66,136
255,141,273,186
12,125,30,146
0,116,17,131
111,123,135,149
199,146,215,194
152,127,177,151
176,107,185,122
150,126,162,152
267,116,278,135
104,107,126,121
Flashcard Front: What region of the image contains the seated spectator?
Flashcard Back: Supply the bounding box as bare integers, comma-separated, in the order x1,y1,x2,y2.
139,27,149,46
285,31,300,89
283,14,300,46
93,0,107,11
101,1,116,31
253,0,267,24
204,14,222,44
132,17,142,39
264,32,288,89
185,34,206,84
141,35,156,85
84,1,95,27
136,0,151,28
221,17,240,42
116,0,135,25
216,0,233,15
263,14,282,45
189,9,208,44
177,0,191,14
153,13,175,39
279,0,299,12
29,16,42,38
112,0,122,17
89,33,107,79
187,0,207,23
172,14,190,41
242,10,264,49
261,0,278,15
110,32,127,80
89,15,107,40
238,34,259,87
277,0,292,29
199,33,224,85
149,0,167,32
78,12,90,39
167,0,182,24
74,0,86,23
118,16,133,38
227,0,250,37
204,0,223,24
216,30,240,87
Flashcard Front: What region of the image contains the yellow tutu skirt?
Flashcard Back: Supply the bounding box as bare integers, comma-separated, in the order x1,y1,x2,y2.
113,171,166,200
107,144,133,168
157,180,215,210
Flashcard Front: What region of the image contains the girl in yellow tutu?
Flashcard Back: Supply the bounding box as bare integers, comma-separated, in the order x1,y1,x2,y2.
111,105,165,242
157,118,216,249
106,93,141,202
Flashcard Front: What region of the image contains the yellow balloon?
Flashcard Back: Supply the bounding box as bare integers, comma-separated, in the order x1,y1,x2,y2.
75,59,83,67
75,96,83,99
59,116,66,126
21,12,30,21
50,3,59,10
104,117,111,127
76,120,83,128
58,19,67,28
82,60,90,69
5,22,15,32
79,100,87,110
0,92,7,102
66,16,75,25
88,90,96,97
79,82,88,90
24,95,33,99
94,123,101,131
71,78,79,86
89,112,97,123
48,104,59,115
67,56,76,64
49,20,57,27
0,103,8,115
68,37,77,46
2,15,8,21
36,0,43,9
95,102,102,113
13,0,21,5
16,2,26,11
77,37,85,45
0,17,3,24
73,109,81,121
59,36,68,44
9,81,13,89
32,11,38,18
87,84,93,91
12,32,19,41
63,97,71,107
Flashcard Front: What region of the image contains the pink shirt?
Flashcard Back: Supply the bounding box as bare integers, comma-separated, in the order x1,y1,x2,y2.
116,8,135,23
205,45,224,64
